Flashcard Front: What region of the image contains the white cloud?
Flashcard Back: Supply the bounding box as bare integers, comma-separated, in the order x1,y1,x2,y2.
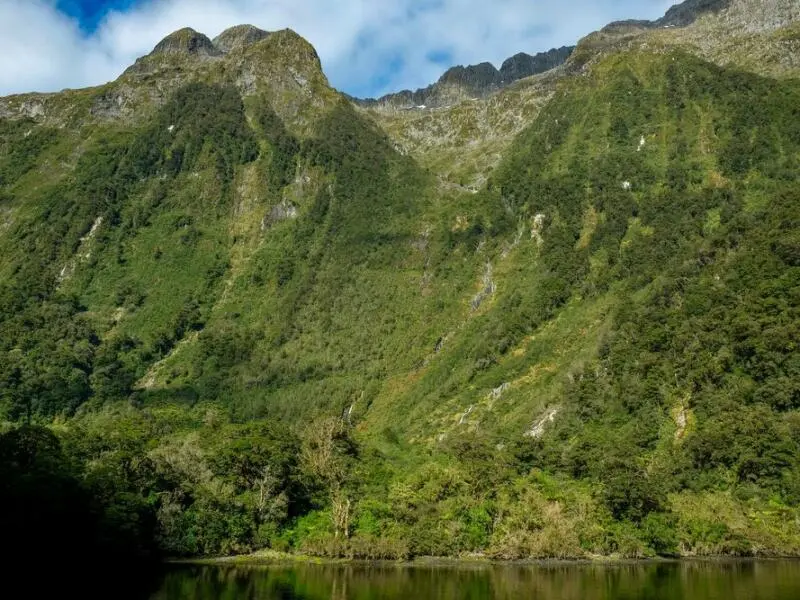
0,0,675,98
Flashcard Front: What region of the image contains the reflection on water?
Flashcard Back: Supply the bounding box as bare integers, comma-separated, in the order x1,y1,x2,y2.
150,560,800,600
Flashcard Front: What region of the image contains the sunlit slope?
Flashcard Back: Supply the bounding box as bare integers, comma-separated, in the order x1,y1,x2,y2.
1,47,798,467
0,64,483,422
365,48,800,459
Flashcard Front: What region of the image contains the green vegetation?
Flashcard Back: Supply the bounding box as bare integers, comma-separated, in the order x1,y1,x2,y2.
1,43,799,564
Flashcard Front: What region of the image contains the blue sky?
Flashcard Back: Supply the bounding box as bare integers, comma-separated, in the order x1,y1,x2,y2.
56,0,138,31
0,0,675,98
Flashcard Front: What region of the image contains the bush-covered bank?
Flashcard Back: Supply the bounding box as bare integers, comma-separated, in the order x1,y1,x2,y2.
3,400,798,563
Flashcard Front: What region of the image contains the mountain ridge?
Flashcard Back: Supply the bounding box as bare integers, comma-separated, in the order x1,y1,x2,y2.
603,0,732,31
353,45,575,110
1,0,796,125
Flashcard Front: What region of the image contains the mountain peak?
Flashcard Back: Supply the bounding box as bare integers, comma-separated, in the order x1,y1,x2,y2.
150,27,220,57
499,47,575,81
602,0,732,32
439,62,502,88
658,0,732,27
212,25,272,52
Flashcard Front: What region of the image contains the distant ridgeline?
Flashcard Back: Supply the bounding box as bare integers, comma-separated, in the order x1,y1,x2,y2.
1,0,800,566
603,0,733,30
353,46,575,109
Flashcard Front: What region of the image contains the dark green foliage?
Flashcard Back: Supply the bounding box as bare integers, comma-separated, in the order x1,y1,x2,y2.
51,410,311,558
90,335,142,401
210,422,302,506
0,425,159,572
441,432,514,495
253,100,300,189
473,52,800,517
599,457,666,522
0,119,60,186
302,100,425,255
155,422,307,556
640,513,679,556
127,82,258,182
0,296,97,419
0,82,259,418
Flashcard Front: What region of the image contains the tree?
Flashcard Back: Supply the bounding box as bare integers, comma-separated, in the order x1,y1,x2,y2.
301,416,358,538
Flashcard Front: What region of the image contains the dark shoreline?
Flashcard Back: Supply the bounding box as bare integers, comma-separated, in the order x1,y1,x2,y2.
170,553,800,569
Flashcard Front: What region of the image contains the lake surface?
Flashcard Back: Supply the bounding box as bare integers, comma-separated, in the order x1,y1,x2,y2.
149,560,800,599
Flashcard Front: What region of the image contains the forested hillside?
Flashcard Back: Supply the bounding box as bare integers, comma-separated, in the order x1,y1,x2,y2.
1,0,799,565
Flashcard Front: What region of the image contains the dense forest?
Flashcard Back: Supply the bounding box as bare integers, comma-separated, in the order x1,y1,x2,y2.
1,18,799,568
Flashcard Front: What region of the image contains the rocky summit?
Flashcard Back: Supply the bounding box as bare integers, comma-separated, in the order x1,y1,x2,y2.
499,47,575,81
150,27,221,56
1,0,800,568
213,24,273,52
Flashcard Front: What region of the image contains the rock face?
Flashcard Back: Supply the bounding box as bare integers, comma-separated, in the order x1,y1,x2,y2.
439,62,504,91
603,0,732,31
499,47,575,81
124,27,222,76
658,0,732,26
144,24,273,58
113,26,334,130
150,28,221,56
579,0,797,77
356,45,575,109
213,25,272,52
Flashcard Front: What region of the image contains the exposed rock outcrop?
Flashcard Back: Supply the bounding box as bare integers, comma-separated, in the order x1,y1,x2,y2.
213,25,272,52
602,0,732,32
151,27,221,57
499,47,575,81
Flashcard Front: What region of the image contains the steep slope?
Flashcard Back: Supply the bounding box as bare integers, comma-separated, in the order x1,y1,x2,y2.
1,0,800,562
375,46,800,457
0,27,342,419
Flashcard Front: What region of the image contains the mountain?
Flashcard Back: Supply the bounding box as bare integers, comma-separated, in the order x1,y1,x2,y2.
1,0,800,565
499,47,575,81
355,45,574,109
603,0,732,31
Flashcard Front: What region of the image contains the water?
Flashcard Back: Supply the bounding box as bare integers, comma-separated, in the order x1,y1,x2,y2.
149,560,800,599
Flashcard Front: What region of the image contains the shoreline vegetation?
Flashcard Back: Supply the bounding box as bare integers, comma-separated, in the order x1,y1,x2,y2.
5,414,800,567
177,550,800,568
